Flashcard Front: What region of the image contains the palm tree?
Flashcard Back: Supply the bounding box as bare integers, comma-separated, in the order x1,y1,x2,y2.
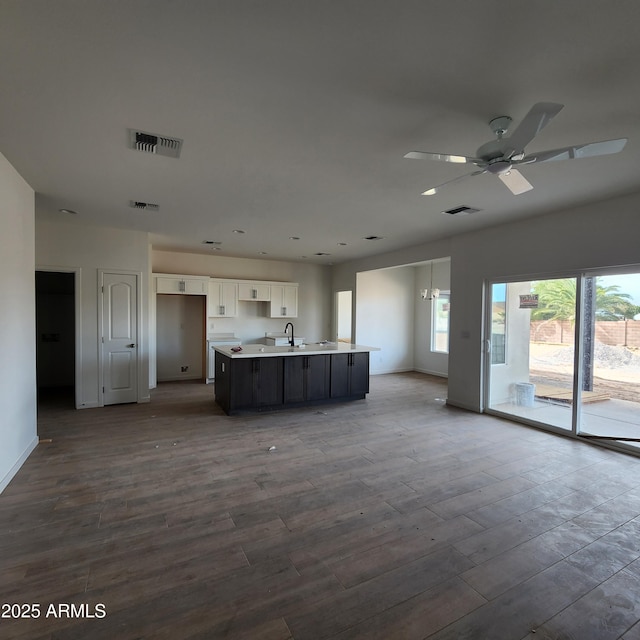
531,278,634,322
530,278,577,322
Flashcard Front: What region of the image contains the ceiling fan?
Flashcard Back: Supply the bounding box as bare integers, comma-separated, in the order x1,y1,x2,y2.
404,102,627,195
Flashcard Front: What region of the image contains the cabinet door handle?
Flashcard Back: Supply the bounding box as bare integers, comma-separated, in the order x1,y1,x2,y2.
252,288,257,299
179,280,186,292
220,305,225,315
282,306,286,316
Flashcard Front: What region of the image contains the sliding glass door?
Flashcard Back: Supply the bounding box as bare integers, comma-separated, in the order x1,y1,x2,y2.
486,270,640,451
577,271,640,449
487,278,577,432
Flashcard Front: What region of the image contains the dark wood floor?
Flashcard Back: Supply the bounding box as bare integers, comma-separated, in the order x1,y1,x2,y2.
3,373,640,639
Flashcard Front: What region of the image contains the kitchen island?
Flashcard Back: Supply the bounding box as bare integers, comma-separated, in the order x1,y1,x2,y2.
213,343,379,415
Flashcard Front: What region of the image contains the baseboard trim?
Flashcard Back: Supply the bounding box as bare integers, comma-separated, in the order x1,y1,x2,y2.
370,368,414,376
0,436,38,494
414,368,448,378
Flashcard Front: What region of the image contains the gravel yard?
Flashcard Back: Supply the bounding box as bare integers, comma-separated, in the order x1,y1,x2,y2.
530,342,640,403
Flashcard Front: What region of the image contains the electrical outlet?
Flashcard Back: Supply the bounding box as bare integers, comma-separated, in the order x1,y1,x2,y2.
181,366,189,372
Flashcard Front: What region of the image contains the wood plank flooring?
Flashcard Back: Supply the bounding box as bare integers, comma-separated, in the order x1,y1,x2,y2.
3,373,640,639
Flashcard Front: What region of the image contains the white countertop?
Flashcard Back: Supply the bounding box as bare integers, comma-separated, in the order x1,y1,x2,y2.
213,342,379,358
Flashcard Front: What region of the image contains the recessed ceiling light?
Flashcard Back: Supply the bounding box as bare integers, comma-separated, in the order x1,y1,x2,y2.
202,240,222,245
337,242,348,246
314,252,331,256
232,229,245,234
258,251,268,255
58,208,77,215
363,235,384,241
289,236,300,240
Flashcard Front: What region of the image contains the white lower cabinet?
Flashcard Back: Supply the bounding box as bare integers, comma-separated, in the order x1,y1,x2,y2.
269,285,298,318
208,280,238,317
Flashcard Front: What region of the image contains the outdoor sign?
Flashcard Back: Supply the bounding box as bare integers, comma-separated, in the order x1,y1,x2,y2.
519,294,539,309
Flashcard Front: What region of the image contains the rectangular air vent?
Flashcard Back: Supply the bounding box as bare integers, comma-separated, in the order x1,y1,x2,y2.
442,205,481,216
130,200,160,211
129,129,183,158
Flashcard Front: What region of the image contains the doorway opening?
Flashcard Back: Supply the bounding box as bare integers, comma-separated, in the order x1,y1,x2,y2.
156,294,206,382
336,290,352,344
35,270,76,409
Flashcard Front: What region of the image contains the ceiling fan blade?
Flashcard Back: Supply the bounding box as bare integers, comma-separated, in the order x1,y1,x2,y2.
404,151,484,165
503,102,564,158
421,169,486,195
498,169,533,195
520,138,628,164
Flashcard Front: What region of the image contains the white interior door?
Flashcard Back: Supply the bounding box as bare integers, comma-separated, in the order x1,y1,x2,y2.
102,272,138,405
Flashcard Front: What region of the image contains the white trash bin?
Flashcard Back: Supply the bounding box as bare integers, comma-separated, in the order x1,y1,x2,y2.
515,383,535,407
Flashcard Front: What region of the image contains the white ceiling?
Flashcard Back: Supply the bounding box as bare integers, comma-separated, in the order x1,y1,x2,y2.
1,1,640,264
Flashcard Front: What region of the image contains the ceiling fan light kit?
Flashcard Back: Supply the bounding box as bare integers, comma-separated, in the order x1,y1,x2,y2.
405,102,627,196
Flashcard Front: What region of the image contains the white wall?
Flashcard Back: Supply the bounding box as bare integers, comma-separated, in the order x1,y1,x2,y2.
152,250,332,345
0,152,37,493
35,219,150,408
356,267,416,374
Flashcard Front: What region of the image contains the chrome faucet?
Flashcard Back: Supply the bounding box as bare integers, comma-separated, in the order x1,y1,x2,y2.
284,322,295,347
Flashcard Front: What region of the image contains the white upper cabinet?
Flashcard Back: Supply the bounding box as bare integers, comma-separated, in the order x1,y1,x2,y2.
208,280,238,317
270,284,298,318
237,282,271,301
155,274,208,295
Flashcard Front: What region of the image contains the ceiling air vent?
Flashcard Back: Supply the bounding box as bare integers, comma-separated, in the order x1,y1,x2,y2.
130,200,160,211
129,129,183,158
442,205,481,216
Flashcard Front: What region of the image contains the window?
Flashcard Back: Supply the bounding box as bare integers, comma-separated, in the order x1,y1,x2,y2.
431,291,450,353
491,283,506,364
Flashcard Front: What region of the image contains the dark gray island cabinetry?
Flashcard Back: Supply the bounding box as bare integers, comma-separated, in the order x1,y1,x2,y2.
213,343,377,415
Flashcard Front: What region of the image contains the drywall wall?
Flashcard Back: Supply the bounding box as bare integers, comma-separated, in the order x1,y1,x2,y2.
0,152,37,493
35,219,150,407
356,267,415,374
152,250,332,344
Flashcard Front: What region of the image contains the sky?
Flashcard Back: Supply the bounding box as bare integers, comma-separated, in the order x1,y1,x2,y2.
492,274,640,305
